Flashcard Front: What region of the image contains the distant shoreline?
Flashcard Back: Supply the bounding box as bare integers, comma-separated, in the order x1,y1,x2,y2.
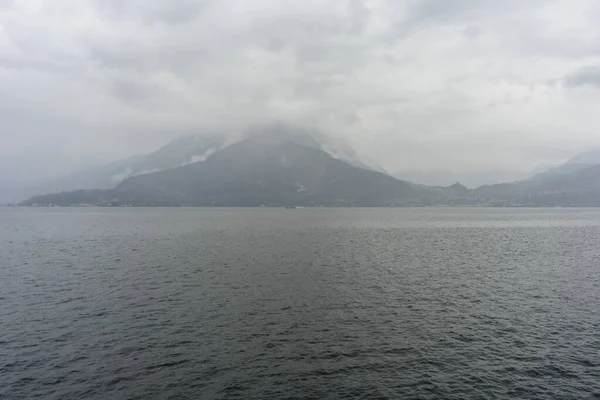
5,205,599,209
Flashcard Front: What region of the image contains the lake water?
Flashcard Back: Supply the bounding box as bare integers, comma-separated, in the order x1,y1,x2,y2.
1,207,600,399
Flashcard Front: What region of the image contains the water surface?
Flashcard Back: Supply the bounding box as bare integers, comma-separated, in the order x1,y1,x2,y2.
1,207,599,399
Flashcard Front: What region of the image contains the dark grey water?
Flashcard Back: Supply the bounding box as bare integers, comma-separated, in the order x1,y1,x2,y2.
1,208,600,399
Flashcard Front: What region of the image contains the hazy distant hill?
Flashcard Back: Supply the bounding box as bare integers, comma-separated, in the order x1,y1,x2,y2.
566,148,600,165
242,123,388,175
120,133,417,206
19,131,600,208
11,124,386,203
521,147,600,185
473,163,600,206
22,132,426,207
526,163,592,183
393,169,530,188
11,134,229,202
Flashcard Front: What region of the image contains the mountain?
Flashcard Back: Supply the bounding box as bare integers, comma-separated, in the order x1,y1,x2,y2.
242,123,388,174
22,151,600,207
445,182,469,194
20,129,600,208
566,148,600,165
10,134,230,203
527,163,592,183
10,124,385,203
473,163,600,206
393,169,531,188
524,147,600,183
22,131,427,207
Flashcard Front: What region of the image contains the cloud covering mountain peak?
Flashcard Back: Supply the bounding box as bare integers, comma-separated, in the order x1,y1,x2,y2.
3,0,600,190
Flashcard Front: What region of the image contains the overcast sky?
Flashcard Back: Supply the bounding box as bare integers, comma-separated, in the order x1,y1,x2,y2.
2,0,600,182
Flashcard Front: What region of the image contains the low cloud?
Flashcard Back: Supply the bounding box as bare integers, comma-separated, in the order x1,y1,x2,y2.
564,65,600,88
2,0,600,185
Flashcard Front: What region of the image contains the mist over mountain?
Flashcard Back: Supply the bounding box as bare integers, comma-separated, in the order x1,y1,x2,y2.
4,1,600,204
16,126,600,208
241,124,388,174
472,163,600,206
3,134,229,204
6,124,387,204
527,163,593,182
22,128,425,207
116,133,415,206
393,169,532,189
566,149,600,165
523,146,600,183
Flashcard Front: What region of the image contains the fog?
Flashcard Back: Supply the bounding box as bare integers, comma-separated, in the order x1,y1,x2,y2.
2,0,600,187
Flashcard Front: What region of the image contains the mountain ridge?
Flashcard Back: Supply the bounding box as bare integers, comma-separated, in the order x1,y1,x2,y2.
22,135,426,207
7,124,386,203
15,131,600,208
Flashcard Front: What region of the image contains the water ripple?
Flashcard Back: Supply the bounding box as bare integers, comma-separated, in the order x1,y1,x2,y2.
1,208,600,399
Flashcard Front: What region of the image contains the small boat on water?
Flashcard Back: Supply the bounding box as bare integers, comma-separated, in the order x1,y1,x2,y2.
285,206,297,209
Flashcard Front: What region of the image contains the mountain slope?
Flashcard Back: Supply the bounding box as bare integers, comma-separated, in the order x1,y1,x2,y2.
527,147,600,183
394,169,531,188
243,123,388,174
473,164,600,206
116,134,418,206
566,148,600,165
13,125,385,203
527,163,591,183
22,135,424,207
15,134,229,202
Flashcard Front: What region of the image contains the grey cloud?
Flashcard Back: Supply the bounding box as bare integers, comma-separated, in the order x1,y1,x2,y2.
0,0,15,10
140,0,213,25
94,0,214,25
564,66,600,88
347,0,370,34
405,0,483,25
0,56,80,75
403,0,545,26
110,79,162,104
396,0,600,58
2,0,600,187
